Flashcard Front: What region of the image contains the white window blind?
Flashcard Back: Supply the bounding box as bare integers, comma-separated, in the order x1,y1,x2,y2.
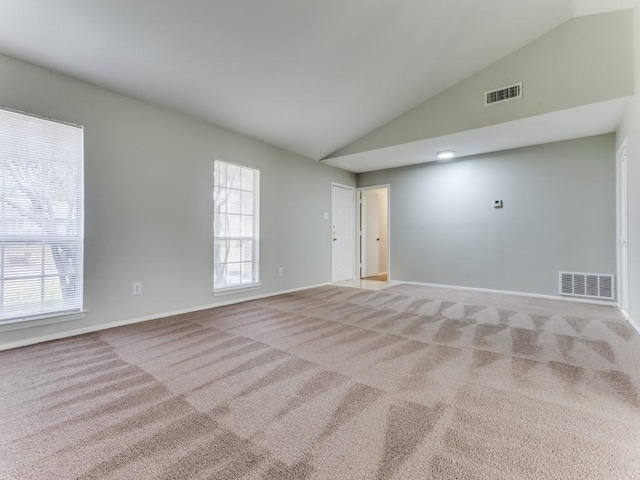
213,159,259,291
0,108,84,322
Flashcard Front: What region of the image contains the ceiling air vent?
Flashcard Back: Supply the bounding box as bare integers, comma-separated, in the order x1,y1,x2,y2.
559,271,614,300
485,82,522,106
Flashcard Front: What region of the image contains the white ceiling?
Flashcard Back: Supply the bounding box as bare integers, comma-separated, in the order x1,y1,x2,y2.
322,97,631,173
573,0,636,16
0,1,633,160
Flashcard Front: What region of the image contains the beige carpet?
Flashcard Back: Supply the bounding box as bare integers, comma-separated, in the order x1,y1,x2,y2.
1,284,639,479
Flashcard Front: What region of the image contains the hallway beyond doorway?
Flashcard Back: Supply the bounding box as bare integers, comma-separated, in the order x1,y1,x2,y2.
364,273,388,282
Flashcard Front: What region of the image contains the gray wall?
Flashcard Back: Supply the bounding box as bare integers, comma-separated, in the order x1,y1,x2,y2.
358,135,616,297
331,10,632,158
0,53,354,347
616,3,640,327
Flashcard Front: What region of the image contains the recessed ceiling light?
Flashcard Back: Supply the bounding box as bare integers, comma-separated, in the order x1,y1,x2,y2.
437,150,455,160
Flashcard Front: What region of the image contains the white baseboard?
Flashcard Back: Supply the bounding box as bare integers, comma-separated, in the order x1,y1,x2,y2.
619,309,640,335
629,317,640,335
396,280,618,307
0,282,330,351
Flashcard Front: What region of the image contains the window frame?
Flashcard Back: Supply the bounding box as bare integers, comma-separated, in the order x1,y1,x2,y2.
213,158,260,294
0,106,84,325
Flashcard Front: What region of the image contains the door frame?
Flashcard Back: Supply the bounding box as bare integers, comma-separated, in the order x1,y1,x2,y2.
331,182,357,283
616,140,629,314
357,184,391,281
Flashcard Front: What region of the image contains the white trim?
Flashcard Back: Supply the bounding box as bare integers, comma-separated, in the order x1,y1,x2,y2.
616,140,629,312
357,184,391,282
628,317,640,336
0,282,330,351
79,124,86,316
0,310,87,332
619,309,640,336
397,280,618,306
213,283,262,296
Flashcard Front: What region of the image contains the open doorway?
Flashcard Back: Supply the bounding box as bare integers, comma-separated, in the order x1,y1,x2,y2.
359,186,389,283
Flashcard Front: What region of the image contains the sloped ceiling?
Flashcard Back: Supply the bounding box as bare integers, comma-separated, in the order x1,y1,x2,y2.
0,0,634,160
322,98,631,173
324,8,634,172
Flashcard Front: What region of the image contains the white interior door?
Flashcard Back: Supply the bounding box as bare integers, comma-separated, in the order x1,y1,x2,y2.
362,190,380,277
619,143,629,313
332,184,355,282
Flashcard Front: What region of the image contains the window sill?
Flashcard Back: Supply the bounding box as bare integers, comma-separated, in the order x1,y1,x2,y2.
0,310,87,333
213,283,262,297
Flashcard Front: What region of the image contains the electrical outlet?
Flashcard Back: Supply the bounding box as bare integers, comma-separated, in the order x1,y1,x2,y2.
133,282,142,296
278,267,284,277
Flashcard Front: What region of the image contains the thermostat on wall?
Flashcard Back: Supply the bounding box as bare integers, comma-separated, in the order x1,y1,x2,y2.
494,200,503,208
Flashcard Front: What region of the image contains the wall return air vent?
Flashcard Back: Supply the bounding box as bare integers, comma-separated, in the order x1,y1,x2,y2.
559,271,614,300
485,82,522,106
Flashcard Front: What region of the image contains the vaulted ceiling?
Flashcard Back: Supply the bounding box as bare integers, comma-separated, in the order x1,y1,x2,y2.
0,0,634,160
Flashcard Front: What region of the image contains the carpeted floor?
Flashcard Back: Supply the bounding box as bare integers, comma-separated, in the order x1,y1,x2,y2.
1,284,639,479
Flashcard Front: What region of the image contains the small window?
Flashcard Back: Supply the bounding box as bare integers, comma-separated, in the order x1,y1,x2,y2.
0,108,84,322
213,159,260,291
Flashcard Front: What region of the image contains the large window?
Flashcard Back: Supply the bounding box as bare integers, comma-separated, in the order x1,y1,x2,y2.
0,108,83,322
213,159,259,291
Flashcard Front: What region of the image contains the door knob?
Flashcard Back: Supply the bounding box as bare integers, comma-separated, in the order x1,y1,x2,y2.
333,238,337,241
376,238,380,241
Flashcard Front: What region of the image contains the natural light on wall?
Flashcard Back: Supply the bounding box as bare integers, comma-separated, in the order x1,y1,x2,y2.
0,108,84,323
213,159,260,292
